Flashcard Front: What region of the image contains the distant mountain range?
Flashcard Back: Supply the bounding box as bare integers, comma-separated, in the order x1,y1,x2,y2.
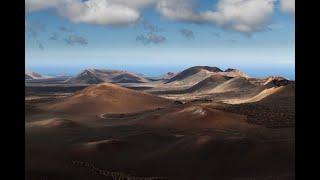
26,66,289,87
65,69,150,84
25,71,52,80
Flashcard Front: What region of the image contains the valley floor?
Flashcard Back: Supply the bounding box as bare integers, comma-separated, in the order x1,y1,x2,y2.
25,82,295,180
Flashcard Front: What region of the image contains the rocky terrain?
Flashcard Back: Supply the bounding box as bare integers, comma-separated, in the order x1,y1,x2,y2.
26,66,295,180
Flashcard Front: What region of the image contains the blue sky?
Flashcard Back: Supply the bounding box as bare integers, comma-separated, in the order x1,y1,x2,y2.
25,0,295,79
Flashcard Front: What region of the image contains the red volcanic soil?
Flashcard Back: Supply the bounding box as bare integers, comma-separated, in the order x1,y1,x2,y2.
45,83,173,115
25,67,295,180
26,118,79,128
137,104,260,132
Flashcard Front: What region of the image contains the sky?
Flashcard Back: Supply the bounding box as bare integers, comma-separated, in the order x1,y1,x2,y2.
25,0,295,79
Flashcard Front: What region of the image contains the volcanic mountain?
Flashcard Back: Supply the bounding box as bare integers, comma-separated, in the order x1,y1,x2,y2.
66,69,149,84
206,76,256,94
220,68,250,78
159,72,176,80
258,82,295,104
222,79,294,105
165,66,251,87
45,83,172,115
186,74,233,93
263,76,291,88
166,66,223,86
25,71,51,80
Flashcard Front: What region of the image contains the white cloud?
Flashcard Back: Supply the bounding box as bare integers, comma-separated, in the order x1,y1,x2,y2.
25,0,284,34
280,0,295,14
109,0,156,9
57,0,141,25
156,0,201,22
25,0,72,12
25,0,161,26
156,0,276,34
25,0,155,12
201,0,275,33
26,0,152,25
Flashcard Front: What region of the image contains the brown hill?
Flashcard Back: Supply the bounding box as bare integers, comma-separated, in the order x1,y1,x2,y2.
25,71,51,80
166,66,223,84
263,76,291,88
165,66,252,87
211,77,257,93
223,82,294,105
258,82,295,104
160,72,176,80
26,72,41,80
45,83,172,115
66,69,149,84
66,69,104,84
139,105,259,131
112,73,148,83
220,68,250,78
186,74,233,93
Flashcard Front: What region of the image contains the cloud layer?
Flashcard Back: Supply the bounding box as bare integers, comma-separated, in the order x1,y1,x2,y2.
280,0,295,14
156,0,202,23
201,0,275,33
25,0,72,12
57,0,141,26
26,0,294,34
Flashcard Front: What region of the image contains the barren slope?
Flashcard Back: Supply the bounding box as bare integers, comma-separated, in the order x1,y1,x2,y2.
45,83,172,115
67,69,149,84
187,74,233,93
211,77,257,93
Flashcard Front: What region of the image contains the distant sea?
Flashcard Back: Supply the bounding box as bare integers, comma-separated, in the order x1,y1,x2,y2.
27,65,295,80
